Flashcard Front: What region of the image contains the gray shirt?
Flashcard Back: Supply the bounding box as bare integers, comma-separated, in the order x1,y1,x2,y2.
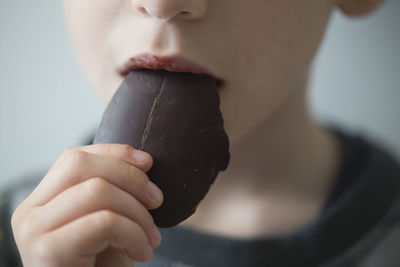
2,129,400,267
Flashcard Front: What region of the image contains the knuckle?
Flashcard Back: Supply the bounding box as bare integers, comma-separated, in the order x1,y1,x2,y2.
34,236,57,264
11,206,21,229
63,149,90,166
11,205,33,240
64,146,79,155
95,210,117,231
84,177,109,197
72,150,90,163
16,220,34,244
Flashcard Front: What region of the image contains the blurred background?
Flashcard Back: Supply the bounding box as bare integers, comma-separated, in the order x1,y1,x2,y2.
0,0,399,189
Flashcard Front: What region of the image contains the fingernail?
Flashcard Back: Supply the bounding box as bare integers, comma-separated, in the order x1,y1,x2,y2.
132,149,149,164
151,226,162,249
147,181,163,203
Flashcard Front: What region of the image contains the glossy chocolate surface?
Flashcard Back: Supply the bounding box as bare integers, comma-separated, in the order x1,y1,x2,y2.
94,69,230,227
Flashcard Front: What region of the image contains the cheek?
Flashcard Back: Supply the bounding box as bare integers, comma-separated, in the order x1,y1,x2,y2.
219,1,333,143
63,0,125,99
226,1,332,89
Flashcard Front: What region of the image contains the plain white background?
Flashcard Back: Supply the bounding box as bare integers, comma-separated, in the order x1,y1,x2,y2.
1,1,399,189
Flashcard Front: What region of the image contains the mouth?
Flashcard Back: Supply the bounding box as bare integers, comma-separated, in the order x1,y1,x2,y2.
118,54,224,89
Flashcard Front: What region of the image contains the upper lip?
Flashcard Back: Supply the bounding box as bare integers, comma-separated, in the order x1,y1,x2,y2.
119,54,224,88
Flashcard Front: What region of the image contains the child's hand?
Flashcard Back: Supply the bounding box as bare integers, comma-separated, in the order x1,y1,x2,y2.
11,144,164,267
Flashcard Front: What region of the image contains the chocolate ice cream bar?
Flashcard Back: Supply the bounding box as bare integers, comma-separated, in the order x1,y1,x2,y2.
94,69,230,227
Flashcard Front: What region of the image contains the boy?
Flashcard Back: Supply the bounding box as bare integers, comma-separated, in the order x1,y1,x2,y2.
2,0,400,266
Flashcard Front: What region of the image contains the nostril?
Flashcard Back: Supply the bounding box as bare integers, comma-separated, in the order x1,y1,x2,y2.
138,7,149,16
135,1,207,21
180,11,192,17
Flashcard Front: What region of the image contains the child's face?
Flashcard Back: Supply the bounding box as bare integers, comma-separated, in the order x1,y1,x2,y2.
63,1,333,143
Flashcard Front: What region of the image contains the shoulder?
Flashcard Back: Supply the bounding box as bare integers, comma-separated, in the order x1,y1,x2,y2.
354,134,400,266
330,127,400,184
327,128,400,266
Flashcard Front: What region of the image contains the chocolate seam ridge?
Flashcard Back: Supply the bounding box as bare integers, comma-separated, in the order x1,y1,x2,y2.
138,74,167,150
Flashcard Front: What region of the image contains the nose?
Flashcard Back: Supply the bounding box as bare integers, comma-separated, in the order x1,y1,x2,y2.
134,0,208,21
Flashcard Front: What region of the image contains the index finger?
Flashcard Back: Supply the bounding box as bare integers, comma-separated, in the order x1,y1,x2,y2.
24,147,162,209
74,144,153,173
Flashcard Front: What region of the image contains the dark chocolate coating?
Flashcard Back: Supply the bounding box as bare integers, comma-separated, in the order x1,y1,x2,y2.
94,69,230,227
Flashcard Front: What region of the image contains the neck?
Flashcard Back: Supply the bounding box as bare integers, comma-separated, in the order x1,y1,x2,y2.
181,82,342,238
